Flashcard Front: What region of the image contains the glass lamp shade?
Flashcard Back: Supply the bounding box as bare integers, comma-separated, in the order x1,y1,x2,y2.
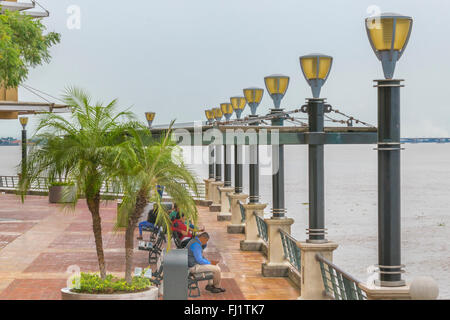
213,108,223,121
264,74,289,108
365,13,413,79
243,88,264,116
19,117,29,129
230,96,247,119
205,109,214,123
300,54,333,98
221,103,234,121
145,112,156,128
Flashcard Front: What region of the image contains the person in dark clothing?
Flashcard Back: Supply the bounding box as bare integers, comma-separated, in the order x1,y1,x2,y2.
137,203,158,240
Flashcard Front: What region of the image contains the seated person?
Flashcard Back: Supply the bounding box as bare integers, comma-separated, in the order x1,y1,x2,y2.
137,203,158,240
169,204,180,221
186,232,225,294
172,214,205,248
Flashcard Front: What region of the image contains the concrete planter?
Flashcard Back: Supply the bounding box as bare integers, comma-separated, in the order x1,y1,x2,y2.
61,287,159,300
48,185,77,204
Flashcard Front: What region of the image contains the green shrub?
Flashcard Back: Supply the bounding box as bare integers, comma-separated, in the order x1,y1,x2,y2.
71,273,153,294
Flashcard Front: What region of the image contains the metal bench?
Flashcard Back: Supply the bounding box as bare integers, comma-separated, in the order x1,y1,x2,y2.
188,271,215,298
138,231,166,264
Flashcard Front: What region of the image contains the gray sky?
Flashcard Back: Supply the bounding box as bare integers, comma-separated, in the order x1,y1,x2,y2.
2,0,450,138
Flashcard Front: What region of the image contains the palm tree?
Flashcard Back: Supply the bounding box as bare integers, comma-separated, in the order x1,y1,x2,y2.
19,87,135,279
112,123,199,284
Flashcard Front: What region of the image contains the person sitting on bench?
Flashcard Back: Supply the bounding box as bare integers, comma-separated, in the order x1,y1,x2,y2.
186,232,225,294
169,203,181,221
137,203,158,240
172,214,205,243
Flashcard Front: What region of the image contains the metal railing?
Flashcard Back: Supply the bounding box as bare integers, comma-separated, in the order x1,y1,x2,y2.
316,254,367,300
238,200,246,223
0,176,206,200
254,213,268,243
280,229,301,273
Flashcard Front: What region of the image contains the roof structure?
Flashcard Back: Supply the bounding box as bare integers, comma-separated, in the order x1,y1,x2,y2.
0,0,49,18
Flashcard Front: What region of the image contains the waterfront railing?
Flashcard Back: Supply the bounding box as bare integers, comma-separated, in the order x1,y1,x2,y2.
280,229,301,273
254,213,268,243
316,253,367,300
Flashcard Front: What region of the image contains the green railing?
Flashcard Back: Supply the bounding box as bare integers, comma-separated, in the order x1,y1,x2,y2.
316,254,367,300
238,201,246,223
280,229,301,272
254,213,268,243
0,176,205,200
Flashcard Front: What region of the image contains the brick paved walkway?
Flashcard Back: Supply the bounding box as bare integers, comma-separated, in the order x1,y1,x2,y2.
0,194,299,300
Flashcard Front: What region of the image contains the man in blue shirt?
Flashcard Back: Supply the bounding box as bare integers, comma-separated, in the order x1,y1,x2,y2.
186,232,225,294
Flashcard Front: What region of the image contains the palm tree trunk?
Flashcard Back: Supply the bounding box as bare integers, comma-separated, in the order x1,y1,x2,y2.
87,192,107,279
125,191,148,284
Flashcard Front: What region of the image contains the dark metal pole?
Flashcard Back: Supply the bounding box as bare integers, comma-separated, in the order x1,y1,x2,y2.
234,144,243,194
224,145,232,187
21,129,27,176
376,79,405,287
215,144,222,181
249,115,260,203
306,98,327,243
208,145,215,179
270,109,286,219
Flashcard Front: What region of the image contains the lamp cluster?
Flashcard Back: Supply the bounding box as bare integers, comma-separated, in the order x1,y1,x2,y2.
204,12,412,124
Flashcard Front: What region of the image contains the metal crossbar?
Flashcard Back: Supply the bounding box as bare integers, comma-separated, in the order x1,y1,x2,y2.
254,214,268,243
316,254,367,300
279,229,301,272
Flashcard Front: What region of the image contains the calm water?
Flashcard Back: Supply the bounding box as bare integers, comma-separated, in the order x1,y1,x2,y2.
1,145,449,298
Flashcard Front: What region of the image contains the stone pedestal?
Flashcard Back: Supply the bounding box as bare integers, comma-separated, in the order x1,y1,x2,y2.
227,193,248,234
210,181,224,212
359,283,411,300
298,241,338,300
240,203,267,251
203,178,215,201
262,218,295,278
217,187,234,221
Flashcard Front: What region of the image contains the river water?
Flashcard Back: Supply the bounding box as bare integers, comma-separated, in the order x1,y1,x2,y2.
1,145,449,298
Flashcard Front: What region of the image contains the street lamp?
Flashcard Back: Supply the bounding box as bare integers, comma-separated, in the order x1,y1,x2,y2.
145,112,156,128
299,53,333,244
365,13,413,79
300,54,333,98
243,88,264,116
205,109,215,125
230,97,247,119
19,117,28,176
264,74,290,109
213,108,223,122
366,12,413,287
264,74,290,219
220,103,234,121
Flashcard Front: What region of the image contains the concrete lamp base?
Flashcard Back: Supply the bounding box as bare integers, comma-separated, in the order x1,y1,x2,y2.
217,186,234,221
359,283,411,300
261,218,295,278
298,241,339,300
240,203,267,252
210,181,224,207
203,178,215,202
227,193,249,234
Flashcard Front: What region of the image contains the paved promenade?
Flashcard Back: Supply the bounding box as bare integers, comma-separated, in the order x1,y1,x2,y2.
0,194,299,300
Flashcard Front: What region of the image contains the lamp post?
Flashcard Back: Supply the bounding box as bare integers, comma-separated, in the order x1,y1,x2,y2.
19,117,28,176
366,12,413,287
242,89,264,203
230,97,247,194
213,108,223,182
145,112,156,129
300,53,333,243
265,74,289,219
221,103,234,187
205,110,215,180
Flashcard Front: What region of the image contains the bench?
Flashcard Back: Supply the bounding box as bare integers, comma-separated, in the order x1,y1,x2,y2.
138,231,166,264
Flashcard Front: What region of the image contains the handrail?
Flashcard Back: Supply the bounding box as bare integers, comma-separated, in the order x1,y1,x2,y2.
238,200,246,223
316,253,367,300
254,213,268,243
279,229,301,272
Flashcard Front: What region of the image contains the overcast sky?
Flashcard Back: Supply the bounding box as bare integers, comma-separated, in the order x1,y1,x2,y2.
2,0,450,138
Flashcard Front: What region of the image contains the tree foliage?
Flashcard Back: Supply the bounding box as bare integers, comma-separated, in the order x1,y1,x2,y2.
0,9,60,88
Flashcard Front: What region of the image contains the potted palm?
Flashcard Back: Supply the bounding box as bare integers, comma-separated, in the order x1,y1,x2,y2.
112,122,199,284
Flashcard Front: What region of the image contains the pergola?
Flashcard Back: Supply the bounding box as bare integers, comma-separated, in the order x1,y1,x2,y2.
0,101,71,119
0,0,49,18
